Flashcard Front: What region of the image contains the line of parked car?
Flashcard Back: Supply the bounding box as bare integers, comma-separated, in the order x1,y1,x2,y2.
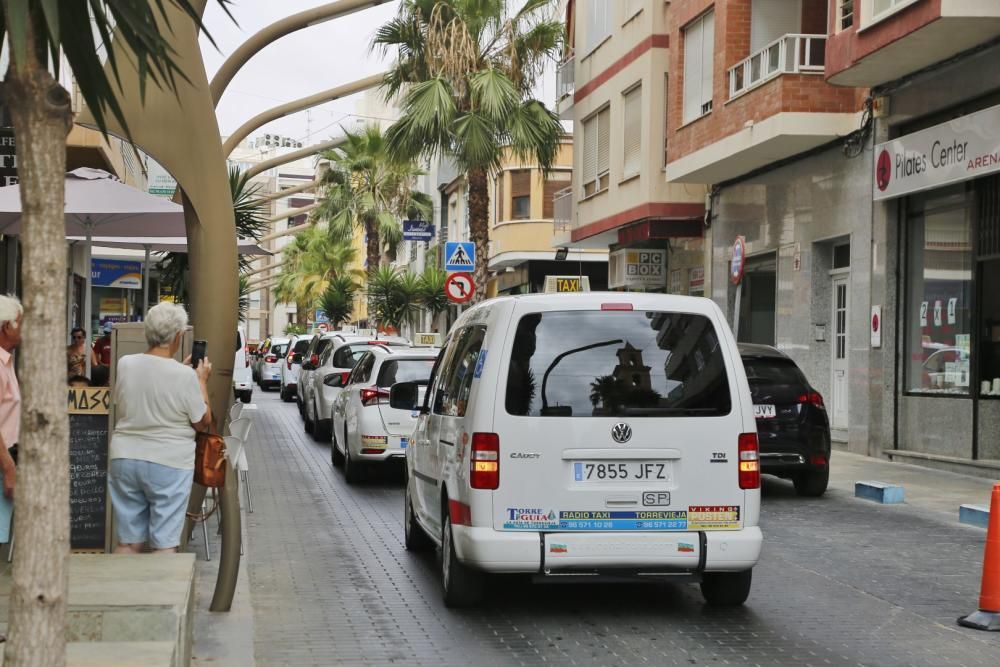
250,293,832,609
252,330,440,483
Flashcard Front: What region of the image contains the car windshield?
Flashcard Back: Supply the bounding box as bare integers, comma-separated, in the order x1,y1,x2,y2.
377,359,436,386
505,310,731,417
742,358,807,386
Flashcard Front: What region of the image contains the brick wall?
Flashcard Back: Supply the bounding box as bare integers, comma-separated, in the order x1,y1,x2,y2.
668,0,865,166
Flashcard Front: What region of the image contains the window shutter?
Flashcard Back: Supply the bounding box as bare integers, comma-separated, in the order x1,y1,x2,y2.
496,171,505,221
585,0,609,53
597,107,610,183
582,114,598,192
750,0,801,52
682,18,702,123
543,178,564,219
700,12,715,115
623,86,642,177
511,170,531,199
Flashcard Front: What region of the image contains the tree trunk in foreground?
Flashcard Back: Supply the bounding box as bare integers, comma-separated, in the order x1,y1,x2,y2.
3,26,75,667
467,169,491,304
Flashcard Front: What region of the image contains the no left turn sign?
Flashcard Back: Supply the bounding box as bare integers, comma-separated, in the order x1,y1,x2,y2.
445,272,475,304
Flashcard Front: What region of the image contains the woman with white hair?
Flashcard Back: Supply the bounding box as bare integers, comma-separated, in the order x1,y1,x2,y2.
109,302,212,553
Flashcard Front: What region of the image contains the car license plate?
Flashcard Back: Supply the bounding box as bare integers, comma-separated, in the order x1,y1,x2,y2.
573,461,668,482
271,374,280,380
754,404,776,419
400,437,408,449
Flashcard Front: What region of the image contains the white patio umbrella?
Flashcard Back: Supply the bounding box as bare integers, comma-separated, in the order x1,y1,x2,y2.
0,168,187,376
68,236,272,323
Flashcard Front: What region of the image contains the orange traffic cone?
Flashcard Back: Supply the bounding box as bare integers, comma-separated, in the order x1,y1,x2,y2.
959,483,1000,631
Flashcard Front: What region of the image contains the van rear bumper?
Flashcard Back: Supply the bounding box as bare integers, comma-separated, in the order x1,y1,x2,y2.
451,525,762,573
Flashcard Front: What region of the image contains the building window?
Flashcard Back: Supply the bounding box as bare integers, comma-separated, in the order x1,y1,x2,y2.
839,0,855,29
682,10,714,124
905,186,973,395
872,0,914,21
583,0,612,55
582,106,610,198
543,174,570,219
622,85,642,179
511,170,531,219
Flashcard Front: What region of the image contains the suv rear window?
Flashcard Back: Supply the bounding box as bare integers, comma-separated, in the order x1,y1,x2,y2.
743,357,807,387
505,310,731,417
292,339,310,354
270,343,288,356
377,359,436,386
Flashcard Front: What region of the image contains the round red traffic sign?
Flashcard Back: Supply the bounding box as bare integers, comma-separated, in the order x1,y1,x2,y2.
872,312,879,333
730,236,746,285
445,272,475,304
876,149,892,192
318,322,329,332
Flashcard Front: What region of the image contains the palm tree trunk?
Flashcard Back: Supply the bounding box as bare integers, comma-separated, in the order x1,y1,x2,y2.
3,29,74,665
467,169,490,304
365,218,380,274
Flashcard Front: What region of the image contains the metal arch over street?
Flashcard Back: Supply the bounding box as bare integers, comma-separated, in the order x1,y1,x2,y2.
244,136,348,180
222,73,386,156
209,0,394,105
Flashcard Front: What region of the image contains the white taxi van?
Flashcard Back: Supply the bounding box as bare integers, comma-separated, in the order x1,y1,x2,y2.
391,293,762,607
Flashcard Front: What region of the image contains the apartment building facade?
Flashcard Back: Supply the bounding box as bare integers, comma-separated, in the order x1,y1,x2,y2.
557,0,707,298
824,0,1000,472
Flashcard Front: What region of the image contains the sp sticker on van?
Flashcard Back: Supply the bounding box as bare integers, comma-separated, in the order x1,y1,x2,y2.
474,349,487,378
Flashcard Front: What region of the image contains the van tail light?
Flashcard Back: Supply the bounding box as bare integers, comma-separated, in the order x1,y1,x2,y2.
309,354,319,367
245,346,250,367
360,387,390,407
798,391,825,409
738,433,760,490
470,433,500,490
601,303,633,311
265,355,277,363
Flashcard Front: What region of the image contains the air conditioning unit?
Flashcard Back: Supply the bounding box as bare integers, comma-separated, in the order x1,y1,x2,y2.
543,275,590,293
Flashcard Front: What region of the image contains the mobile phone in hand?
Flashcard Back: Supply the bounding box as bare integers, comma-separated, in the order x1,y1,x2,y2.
191,340,207,369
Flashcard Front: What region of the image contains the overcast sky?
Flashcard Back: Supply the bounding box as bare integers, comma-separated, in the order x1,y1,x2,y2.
202,0,403,144
201,1,558,148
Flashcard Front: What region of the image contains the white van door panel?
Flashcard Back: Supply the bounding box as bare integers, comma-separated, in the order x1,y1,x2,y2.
492,303,752,535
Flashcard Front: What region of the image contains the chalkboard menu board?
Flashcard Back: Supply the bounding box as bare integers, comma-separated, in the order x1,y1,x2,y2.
68,387,110,550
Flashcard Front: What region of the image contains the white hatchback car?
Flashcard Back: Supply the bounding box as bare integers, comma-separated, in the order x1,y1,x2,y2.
392,293,761,607
257,337,289,391
308,336,411,441
332,347,439,483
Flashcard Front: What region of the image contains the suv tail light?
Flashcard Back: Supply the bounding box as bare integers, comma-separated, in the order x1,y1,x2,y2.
340,371,351,385
360,387,390,407
470,433,500,490
738,433,760,490
286,354,294,370
798,391,825,409
265,355,277,363
309,354,320,367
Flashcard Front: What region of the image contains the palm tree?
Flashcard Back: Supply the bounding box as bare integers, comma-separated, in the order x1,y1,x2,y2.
417,267,449,332
273,226,359,325
316,124,432,273
0,2,228,660
374,0,564,303
161,166,268,307
317,275,360,327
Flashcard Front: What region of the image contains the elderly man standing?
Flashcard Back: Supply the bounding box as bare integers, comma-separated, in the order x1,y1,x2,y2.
0,295,22,500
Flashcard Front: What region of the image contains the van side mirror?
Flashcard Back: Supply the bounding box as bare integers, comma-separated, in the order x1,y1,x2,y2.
390,382,421,412
323,373,344,388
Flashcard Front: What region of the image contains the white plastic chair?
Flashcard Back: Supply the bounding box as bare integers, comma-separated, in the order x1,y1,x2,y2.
226,418,254,513
229,402,244,423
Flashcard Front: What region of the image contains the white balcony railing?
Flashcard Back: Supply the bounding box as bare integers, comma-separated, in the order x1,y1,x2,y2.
553,186,573,232
557,51,575,102
728,34,826,100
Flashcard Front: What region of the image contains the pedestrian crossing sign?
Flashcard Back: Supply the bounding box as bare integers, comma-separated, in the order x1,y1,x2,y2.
444,241,475,272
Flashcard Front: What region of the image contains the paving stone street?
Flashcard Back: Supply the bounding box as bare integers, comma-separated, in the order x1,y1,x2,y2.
236,390,1000,666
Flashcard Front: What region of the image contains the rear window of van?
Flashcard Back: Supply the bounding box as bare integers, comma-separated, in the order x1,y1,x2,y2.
505,310,731,417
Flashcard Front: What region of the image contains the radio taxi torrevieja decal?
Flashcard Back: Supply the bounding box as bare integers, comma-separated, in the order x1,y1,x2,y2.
503,506,741,531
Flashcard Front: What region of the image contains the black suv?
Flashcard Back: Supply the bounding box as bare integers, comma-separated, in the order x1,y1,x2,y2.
739,344,831,497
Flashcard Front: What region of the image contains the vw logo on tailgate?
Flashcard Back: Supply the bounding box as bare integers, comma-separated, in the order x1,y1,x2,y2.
611,423,632,444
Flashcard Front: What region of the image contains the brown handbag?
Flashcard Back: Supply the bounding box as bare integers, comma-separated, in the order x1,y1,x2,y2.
186,431,227,522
